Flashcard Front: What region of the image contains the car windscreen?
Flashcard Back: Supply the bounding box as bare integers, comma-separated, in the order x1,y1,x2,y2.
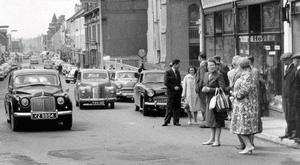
116,72,138,79
14,74,60,87
82,72,107,81
143,73,164,83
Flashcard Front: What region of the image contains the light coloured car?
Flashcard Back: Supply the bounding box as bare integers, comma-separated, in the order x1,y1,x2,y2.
65,68,77,83
30,56,39,64
70,69,117,109
0,66,5,80
2,63,11,76
19,63,34,69
44,60,54,69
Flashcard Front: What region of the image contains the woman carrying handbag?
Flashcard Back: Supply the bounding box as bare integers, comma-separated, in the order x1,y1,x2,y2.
201,58,226,147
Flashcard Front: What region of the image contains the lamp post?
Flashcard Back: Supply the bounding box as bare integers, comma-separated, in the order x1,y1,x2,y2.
137,49,147,72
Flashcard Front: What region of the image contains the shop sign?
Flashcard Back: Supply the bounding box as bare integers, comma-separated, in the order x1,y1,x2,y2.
269,51,276,56
90,45,97,50
240,36,248,43
250,35,263,42
275,45,280,50
201,0,234,9
265,45,271,50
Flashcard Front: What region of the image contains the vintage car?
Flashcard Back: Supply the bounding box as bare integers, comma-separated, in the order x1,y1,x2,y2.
4,69,73,131
44,60,53,69
0,66,5,80
19,63,34,70
65,68,77,83
30,56,39,64
62,64,75,75
109,70,139,100
71,69,117,109
23,54,30,59
133,70,167,116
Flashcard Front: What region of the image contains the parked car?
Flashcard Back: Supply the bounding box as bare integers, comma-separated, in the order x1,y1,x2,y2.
44,60,53,69
133,70,167,116
30,56,39,64
65,68,77,83
23,54,30,59
0,66,5,80
2,63,11,76
63,64,75,75
8,60,18,70
110,70,139,100
70,69,117,109
19,63,34,69
4,69,73,131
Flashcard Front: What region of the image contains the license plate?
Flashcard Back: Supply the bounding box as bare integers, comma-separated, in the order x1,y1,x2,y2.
91,101,104,105
159,105,166,109
32,112,57,120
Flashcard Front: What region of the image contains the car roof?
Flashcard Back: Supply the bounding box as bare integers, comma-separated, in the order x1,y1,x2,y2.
114,70,138,73
13,69,58,76
80,69,108,73
141,69,165,74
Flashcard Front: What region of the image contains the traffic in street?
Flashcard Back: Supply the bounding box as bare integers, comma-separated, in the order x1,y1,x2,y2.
0,56,299,165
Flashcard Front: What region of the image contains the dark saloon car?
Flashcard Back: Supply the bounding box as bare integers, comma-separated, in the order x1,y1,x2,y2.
72,69,117,109
133,70,167,116
110,70,139,100
4,69,73,131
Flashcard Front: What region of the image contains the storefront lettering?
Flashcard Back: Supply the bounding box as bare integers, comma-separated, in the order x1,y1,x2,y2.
250,35,263,42
201,0,233,9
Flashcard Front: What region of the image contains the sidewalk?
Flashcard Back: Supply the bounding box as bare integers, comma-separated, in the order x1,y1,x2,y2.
198,115,300,149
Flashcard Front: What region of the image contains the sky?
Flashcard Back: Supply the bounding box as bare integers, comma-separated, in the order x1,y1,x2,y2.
0,0,81,39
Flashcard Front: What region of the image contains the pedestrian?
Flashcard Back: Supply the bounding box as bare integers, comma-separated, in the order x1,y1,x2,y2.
182,66,201,125
278,52,296,140
230,57,258,154
195,52,208,128
162,59,182,126
58,64,62,75
201,58,226,147
289,54,300,143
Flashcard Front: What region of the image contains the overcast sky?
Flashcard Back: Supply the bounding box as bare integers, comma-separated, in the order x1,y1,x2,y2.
0,0,81,39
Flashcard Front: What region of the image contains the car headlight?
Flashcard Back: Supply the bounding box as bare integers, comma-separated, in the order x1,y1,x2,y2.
20,98,30,107
80,88,86,93
57,97,65,105
116,83,122,89
147,89,155,97
110,90,115,94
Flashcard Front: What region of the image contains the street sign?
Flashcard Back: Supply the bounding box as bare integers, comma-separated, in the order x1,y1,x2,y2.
138,49,146,58
265,45,271,50
275,45,280,50
250,35,263,42
80,0,98,3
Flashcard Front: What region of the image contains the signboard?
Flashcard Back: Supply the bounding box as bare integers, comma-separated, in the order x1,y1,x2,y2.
250,35,263,42
80,0,98,3
0,25,9,28
201,0,233,9
240,36,248,43
265,45,271,50
275,45,280,50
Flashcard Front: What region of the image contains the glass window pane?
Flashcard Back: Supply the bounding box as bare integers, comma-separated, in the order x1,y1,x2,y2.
223,36,236,66
215,37,224,57
223,10,234,34
205,14,214,35
238,7,248,33
205,37,214,58
238,36,249,56
215,12,222,35
262,2,280,32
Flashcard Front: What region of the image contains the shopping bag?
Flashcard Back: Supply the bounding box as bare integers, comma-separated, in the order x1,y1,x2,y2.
209,88,219,110
215,88,230,113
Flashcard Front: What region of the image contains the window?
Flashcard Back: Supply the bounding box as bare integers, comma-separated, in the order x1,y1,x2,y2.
238,7,248,33
249,5,261,34
262,2,280,32
215,12,223,35
205,14,214,35
223,10,234,34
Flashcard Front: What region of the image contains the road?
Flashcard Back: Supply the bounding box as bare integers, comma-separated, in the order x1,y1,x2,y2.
0,58,299,165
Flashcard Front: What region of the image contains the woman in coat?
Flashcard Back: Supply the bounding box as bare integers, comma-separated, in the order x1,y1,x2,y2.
201,58,226,147
230,57,258,154
182,66,201,125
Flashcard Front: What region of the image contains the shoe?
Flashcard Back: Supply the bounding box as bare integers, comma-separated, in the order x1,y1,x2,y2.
188,121,191,125
239,146,254,155
194,122,198,125
199,124,209,128
279,135,289,139
174,123,181,126
202,141,214,145
236,144,245,150
162,123,168,126
212,143,221,147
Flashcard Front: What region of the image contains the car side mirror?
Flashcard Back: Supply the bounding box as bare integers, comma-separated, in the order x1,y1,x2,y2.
65,88,69,92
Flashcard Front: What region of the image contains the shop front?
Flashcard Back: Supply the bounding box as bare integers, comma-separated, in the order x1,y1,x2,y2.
201,0,284,117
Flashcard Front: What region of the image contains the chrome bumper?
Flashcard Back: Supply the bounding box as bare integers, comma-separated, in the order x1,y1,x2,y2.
145,101,166,106
79,97,117,102
117,92,133,98
14,110,72,117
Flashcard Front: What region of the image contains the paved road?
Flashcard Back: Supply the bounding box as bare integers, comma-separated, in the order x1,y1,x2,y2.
0,58,299,165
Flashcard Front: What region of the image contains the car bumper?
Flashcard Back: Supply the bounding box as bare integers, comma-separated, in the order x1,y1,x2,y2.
145,101,166,106
65,77,75,81
13,110,72,121
117,92,133,98
79,97,117,105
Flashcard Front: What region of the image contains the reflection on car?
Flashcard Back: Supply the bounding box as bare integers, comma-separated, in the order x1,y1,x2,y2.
4,69,73,131
109,70,138,100
71,69,117,109
133,70,167,116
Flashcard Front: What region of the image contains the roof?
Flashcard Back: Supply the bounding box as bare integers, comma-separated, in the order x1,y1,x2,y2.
80,69,109,73
13,69,58,76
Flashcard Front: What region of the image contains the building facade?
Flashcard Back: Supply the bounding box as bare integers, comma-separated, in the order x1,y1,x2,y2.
147,0,201,71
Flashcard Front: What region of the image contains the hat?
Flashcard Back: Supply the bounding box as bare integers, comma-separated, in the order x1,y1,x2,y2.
291,54,300,60
213,55,221,61
280,52,293,61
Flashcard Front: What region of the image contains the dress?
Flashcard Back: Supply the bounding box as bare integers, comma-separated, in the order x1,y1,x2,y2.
230,69,259,135
182,74,201,112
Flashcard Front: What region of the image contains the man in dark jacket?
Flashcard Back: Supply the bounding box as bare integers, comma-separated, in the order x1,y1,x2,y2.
195,53,208,128
162,59,182,126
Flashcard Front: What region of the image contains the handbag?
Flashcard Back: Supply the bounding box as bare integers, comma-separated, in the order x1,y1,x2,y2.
215,88,230,113
209,88,219,110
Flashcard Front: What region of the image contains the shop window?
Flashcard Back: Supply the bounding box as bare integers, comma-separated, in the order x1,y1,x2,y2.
249,5,261,34
223,10,234,34
205,14,214,35
262,2,280,32
238,36,249,56
215,12,223,35
205,37,214,58
188,4,200,26
215,37,224,57
223,37,235,66
238,7,248,33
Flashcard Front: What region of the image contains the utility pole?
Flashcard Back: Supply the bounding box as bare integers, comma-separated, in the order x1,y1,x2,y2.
99,0,104,69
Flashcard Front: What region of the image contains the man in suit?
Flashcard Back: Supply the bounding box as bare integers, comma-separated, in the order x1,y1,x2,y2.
195,52,208,128
162,59,182,126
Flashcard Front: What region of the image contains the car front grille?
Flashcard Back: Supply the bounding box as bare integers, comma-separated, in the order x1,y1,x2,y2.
121,88,133,93
31,96,56,112
154,97,166,103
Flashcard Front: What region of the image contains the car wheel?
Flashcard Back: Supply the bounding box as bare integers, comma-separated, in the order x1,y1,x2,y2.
66,80,70,83
75,101,79,106
110,102,115,109
79,102,84,109
10,112,20,131
62,115,72,130
141,98,149,116
105,102,109,107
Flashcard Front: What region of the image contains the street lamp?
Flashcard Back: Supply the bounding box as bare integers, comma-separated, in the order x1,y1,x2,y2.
137,49,147,72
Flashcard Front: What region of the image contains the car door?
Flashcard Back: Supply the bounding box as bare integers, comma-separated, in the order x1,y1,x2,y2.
74,71,82,102
134,73,144,107
5,74,13,120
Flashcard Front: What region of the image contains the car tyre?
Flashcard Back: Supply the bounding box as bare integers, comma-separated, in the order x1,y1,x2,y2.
141,98,149,116
110,102,115,109
11,112,20,131
75,101,79,106
62,115,72,130
65,80,70,83
79,102,84,109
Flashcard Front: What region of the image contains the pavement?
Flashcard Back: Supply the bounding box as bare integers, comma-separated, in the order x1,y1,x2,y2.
198,115,300,149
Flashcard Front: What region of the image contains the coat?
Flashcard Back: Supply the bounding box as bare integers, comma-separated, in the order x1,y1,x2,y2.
182,74,201,112
164,68,182,107
284,64,297,122
201,71,226,128
230,69,259,135
195,61,208,112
